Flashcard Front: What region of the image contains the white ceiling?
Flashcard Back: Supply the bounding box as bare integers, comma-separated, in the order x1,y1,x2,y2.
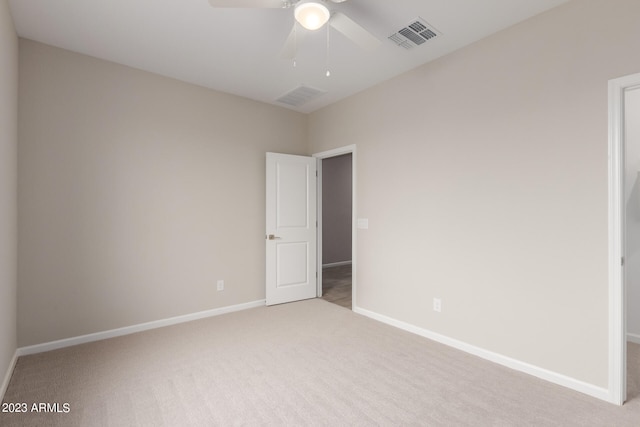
8,0,569,113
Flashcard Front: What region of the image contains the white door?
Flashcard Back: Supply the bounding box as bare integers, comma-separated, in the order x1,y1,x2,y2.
266,152,317,306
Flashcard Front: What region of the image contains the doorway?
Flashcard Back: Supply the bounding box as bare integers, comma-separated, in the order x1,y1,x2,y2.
314,145,356,310
624,84,640,403
609,72,640,405
320,153,352,309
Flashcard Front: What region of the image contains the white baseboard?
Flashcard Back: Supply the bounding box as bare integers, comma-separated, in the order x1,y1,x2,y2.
353,305,611,403
628,333,640,345
17,300,266,357
322,261,352,268
1,350,18,402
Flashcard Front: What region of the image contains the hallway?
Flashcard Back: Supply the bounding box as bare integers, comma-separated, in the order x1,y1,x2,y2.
321,264,352,309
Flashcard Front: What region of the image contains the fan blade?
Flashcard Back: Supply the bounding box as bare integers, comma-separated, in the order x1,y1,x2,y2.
329,12,380,50
279,24,307,59
208,0,286,8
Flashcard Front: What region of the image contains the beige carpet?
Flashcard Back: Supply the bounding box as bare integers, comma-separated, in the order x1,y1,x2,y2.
1,299,639,426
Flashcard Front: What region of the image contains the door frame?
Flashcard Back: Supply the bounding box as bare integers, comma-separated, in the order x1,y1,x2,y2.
313,145,356,307
608,72,640,405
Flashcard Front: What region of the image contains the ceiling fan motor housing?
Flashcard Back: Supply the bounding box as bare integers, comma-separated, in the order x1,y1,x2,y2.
294,1,331,31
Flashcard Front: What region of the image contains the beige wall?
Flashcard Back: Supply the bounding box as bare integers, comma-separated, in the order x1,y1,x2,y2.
18,39,307,347
309,0,640,388
0,0,18,392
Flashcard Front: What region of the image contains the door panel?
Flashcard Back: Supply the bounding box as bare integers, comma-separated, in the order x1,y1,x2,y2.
277,242,308,286
277,162,310,228
266,153,317,305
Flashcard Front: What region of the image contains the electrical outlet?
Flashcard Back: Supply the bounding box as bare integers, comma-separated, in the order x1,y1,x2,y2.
217,280,224,291
433,298,442,313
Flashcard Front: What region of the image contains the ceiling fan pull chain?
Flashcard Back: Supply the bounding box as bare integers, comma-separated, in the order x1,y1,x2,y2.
293,24,297,68
325,24,331,77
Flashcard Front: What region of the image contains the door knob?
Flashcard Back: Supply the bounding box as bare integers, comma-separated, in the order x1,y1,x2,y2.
267,234,282,240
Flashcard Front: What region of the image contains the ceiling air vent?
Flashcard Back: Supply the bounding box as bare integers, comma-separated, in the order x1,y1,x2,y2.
276,85,327,107
388,18,440,50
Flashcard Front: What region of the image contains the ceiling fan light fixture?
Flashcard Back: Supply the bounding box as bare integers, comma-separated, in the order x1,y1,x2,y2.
295,1,330,31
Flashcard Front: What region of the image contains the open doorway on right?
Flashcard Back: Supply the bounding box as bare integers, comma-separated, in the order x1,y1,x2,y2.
320,153,352,310
625,85,640,402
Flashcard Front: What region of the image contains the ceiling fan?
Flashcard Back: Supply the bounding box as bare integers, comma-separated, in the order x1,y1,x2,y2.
207,0,380,59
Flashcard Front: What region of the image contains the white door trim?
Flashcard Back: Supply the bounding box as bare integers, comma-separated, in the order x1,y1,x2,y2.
608,72,640,405
313,145,356,307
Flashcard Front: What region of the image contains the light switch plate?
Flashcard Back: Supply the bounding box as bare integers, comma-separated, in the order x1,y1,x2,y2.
357,218,369,229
